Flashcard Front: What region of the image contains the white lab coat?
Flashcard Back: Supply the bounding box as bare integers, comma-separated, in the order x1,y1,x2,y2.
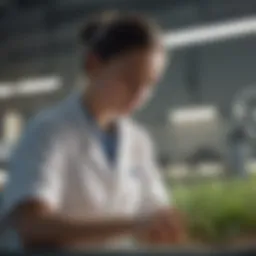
0,91,170,250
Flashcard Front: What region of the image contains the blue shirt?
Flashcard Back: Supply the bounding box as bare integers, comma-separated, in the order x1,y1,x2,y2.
82,105,118,165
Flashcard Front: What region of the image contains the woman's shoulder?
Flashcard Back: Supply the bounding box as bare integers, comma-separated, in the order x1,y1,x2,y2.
23,97,80,142
26,107,66,135
123,118,153,148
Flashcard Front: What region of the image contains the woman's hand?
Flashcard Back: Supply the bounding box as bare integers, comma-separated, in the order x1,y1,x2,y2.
136,208,188,246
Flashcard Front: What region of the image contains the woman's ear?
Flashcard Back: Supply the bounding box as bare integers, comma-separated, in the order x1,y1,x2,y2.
84,52,102,76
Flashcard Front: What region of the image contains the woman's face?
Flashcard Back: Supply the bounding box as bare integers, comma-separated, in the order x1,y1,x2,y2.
94,46,166,116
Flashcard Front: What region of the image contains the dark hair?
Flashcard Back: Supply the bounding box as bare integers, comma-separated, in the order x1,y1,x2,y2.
80,11,162,61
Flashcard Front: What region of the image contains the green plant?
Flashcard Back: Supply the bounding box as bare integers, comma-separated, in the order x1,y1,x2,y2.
171,176,256,243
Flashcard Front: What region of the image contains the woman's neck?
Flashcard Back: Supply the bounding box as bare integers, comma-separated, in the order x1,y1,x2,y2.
82,88,117,131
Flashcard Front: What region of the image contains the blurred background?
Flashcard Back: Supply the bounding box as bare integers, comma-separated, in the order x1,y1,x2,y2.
1,0,256,246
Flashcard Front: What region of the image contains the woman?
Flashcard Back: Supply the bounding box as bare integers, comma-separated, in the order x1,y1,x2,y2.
0,12,185,250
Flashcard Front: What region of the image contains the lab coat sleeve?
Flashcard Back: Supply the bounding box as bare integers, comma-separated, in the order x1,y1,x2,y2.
2,118,67,214
140,134,172,214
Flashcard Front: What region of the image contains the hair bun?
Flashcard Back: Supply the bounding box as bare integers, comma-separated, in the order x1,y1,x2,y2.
80,19,101,46
80,11,119,47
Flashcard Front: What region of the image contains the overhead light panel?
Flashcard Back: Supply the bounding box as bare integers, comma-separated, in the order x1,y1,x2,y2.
0,76,62,99
0,83,15,99
164,16,256,49
17,76,62,95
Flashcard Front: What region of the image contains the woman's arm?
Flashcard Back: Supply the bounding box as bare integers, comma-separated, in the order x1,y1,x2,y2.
136,207,188,246
136,133,188,246
12,199,146,249
12,201,186,249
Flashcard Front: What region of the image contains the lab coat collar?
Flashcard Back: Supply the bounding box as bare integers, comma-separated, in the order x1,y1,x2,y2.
67,90,132,183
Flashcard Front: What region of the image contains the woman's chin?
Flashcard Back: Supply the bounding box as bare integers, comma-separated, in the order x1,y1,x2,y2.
119,110,133,117
116,100,143,116
120,105,138,116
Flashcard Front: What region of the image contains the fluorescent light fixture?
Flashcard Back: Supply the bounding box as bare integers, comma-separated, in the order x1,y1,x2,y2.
170,106,218,124
0,83,15,99
0,76,62,99
17,76,62,95
164,16,256,49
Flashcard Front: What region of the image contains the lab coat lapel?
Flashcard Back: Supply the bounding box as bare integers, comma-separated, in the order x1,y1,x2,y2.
68,92,135,212
109,119,136,213
70,92,113,183
114,119,133,189
68,92,133,184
